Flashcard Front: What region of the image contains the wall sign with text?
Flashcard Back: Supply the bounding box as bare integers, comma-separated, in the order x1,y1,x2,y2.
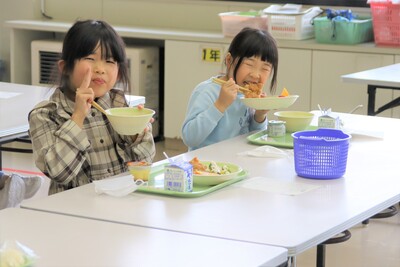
201,47,223,63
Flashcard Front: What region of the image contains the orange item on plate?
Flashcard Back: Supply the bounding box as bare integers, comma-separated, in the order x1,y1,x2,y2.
189,157,207,174
279,88,290,97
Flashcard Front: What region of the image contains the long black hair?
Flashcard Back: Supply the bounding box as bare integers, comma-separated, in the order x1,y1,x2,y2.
227,27,278,94
58,19,130,95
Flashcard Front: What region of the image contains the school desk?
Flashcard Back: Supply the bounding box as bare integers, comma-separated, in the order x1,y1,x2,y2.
0,208,287,267
341,63,400,116
21,112,400,266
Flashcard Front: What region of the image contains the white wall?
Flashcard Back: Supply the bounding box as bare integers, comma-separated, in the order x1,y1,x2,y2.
0,0,41,81
0,0,272,81
0,0,369,82
35,0,273,31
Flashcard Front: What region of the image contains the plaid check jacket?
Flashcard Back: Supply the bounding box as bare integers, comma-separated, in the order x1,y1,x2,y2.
29,88,155,194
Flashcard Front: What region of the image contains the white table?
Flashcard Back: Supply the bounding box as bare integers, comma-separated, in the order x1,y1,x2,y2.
0,208,287,267
0,82,52,170
0,82,145,170
126,94,145,106
341,63,400,116
21,113,400,262
0,82,51,143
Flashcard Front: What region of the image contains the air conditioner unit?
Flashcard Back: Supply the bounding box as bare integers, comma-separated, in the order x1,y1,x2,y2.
31,39,161,137
31,39,61,87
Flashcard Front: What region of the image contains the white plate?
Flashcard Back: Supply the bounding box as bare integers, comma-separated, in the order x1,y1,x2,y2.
193,161,242,186
241,95,299,110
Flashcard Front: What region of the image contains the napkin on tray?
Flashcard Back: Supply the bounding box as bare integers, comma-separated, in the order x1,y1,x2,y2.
237,145,289,158
93,175,144,197
237,176,321,196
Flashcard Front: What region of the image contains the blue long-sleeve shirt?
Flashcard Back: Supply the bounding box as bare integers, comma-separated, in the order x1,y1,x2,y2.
182,77,267,151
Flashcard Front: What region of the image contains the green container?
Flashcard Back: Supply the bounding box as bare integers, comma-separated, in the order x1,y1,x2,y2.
314,16,374,45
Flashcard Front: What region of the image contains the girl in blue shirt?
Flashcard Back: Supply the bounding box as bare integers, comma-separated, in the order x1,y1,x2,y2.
182,27,279,151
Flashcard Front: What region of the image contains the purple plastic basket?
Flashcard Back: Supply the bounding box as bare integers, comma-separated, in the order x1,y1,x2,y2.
292,128,351,179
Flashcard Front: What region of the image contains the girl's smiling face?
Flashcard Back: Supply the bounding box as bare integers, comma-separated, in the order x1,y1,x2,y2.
226,53,272,89
233,56,272,88
71,44,119,97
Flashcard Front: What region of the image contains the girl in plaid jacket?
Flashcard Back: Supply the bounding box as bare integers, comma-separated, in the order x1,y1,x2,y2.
29,20,155,194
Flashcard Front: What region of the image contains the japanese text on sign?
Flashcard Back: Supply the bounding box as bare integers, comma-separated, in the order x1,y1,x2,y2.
202,48,222,63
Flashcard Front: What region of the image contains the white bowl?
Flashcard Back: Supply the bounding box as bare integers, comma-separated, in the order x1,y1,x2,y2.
106,107,155,135
241,95,299,110
274,111,314,132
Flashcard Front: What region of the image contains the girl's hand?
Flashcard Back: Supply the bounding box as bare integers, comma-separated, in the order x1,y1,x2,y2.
72,69,95,127
254,92,268,123
254,109,268,123
215,78,238,113
136,104,155,125
137,104,154,132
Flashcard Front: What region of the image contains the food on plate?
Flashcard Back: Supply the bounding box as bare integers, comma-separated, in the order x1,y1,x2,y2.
279,87,290,97
189,157,207,172
243,82,263,98
189,157,231,175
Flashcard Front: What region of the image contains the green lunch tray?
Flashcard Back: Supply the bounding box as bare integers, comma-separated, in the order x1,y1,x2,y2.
136,165,248,198
247,126,318,148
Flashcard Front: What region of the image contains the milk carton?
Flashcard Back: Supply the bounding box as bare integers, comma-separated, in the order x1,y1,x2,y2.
318,109,341,129
318,114,340,129
164,161,193,192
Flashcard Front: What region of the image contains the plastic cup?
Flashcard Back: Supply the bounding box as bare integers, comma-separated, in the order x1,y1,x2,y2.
127,161,152,181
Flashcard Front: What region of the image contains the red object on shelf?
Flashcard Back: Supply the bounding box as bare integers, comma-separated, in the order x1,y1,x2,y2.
370,0,400,46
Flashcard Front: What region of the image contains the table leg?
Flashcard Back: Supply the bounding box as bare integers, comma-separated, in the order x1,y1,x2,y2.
367,85,377,116
287,256,296,267
316,244,326,267
375,97,400,116
316,230,351,267
0,137,33,171
367,84,400,116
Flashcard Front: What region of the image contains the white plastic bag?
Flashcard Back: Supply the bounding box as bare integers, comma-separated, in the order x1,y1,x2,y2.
93,175,145,197
0,240,38,267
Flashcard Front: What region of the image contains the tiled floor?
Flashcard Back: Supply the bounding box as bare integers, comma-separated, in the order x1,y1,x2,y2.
1,139,399,267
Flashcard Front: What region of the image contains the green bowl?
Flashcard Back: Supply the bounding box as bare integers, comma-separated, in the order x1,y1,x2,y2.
274,111,314,133
106,107,155,135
